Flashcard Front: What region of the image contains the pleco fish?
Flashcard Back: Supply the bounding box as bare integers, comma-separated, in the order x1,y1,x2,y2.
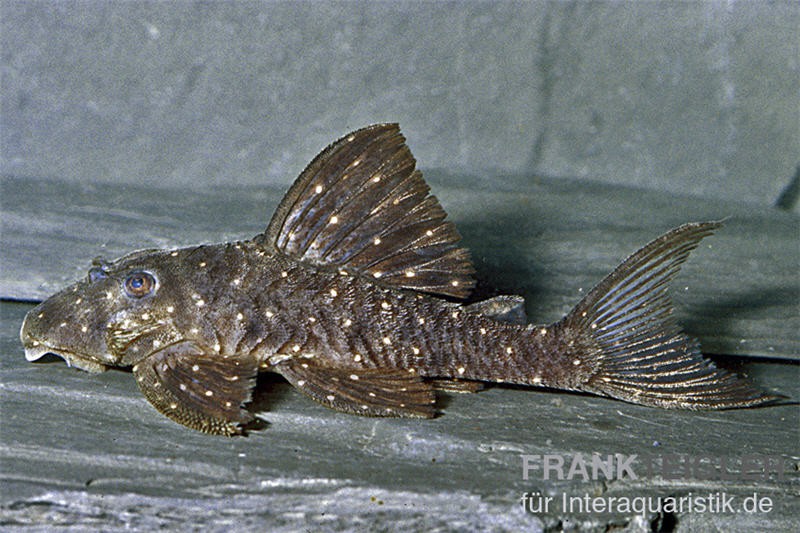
20,124,778,436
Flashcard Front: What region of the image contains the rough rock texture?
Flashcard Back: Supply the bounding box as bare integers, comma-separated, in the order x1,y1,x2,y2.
2,1,798,208
1,177,798,531
1,2,798,530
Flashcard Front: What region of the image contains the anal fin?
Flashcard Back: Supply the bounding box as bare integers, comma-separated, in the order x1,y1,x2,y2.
274,359,437,417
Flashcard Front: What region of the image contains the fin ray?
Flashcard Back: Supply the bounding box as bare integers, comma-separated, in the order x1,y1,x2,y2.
133,342,258,435
274,358,437,417
561,222,779,409
257,124,475,298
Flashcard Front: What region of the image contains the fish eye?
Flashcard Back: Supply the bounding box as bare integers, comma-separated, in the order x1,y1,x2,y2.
123,271,157,298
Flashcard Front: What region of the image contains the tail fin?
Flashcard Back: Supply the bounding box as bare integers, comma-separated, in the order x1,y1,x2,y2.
563,222,778,409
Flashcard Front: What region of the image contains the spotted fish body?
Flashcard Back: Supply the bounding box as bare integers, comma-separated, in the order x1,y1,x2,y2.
21,124,777,435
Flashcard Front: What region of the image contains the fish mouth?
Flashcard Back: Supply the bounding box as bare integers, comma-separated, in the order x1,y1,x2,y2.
22,339,109,373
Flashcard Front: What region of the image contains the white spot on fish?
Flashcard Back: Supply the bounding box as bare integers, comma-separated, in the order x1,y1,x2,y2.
350,374,359,381
266,310,274,318
59,322,67,328
236,313,244,321
298,380,306,386
141,313,150,321
412,347,420,355
405,271,415,277
326,394,335,401
451,281,459,287
213,344,221,353
329,215,339,225
373,237,381,245
315,185,323,194
418,317,425,325
382,337,392,345
457,367,465,375
80,325,88,333
205,390,213,397
169,403,178,410
192,365,200,371
373,271,382,278
171,251,179,257
539,328,547,336
196,300,205,307
281,271,288,278
153,340,161,348
232,278,241,286
292,345,301,352
343,318,352,327
353,354,362,362
199,262,206,267
480,327,487,335
308,316,316,323
506,346,513,354
166,306,174,313
381,301,391,310
330,288,338,297
75,299,82,305
532,376,543,384
573,359,581,366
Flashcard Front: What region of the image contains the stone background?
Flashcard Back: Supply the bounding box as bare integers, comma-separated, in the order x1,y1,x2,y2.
2,2,798,531
2,1,798,209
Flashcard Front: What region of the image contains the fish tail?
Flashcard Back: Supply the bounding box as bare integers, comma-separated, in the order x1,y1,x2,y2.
552,222,779,409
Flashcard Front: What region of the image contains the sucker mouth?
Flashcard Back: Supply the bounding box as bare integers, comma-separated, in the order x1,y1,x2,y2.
22,340,109,373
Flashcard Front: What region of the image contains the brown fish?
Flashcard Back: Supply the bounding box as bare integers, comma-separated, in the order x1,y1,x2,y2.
20,124,777,435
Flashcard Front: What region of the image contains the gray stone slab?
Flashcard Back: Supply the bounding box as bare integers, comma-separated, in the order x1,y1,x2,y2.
1,300,798,531
2,172,797,360
2,1,798,210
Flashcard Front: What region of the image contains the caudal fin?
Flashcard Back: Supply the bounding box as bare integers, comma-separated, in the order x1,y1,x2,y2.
563,222,779,409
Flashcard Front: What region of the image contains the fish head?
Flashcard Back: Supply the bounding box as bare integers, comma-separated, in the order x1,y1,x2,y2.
21,248,190,372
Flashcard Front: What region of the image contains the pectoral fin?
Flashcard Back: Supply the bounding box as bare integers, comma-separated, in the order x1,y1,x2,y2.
274,359,437,418
132,342,258,436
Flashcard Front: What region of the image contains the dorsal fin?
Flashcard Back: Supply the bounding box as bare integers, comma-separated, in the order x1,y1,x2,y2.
257,124,475,299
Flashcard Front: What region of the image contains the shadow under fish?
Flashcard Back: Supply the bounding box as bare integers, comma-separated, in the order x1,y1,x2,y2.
20,124,781,436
